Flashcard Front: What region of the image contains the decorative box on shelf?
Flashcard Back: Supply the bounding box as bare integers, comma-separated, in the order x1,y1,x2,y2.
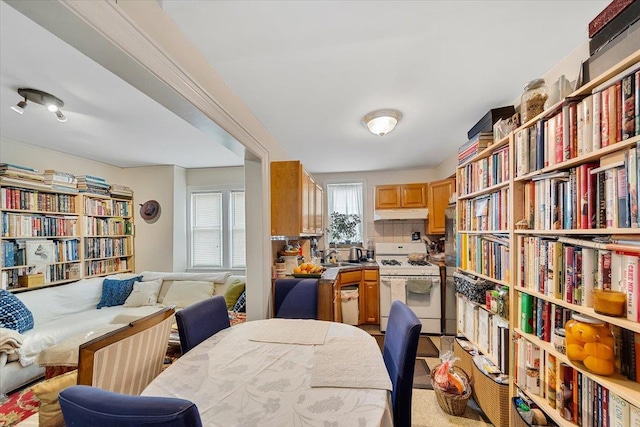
18,273,44,288
467,106,515,140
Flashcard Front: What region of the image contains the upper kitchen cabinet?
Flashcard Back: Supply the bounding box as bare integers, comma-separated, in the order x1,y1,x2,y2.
426,178,455,234
314,184,324,234
375,183,427,209
271,161,322,237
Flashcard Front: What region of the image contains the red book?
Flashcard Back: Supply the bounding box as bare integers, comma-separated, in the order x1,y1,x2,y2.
601,87,611,147
555,112,564,164
622,73,636,139
616,81,622,143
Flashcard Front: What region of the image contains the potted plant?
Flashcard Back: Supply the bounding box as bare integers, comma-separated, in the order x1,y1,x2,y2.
326,212,361,244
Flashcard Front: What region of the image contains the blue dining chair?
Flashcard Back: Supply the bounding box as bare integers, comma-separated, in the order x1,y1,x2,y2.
175,294,230,354
273,278,318,319
383,300,421,427
59,385,202,427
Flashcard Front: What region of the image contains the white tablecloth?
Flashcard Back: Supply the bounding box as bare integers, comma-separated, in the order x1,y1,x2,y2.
142,319,393,427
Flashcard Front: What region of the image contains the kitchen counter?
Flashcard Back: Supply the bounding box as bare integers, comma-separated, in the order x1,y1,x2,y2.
319,262,378,281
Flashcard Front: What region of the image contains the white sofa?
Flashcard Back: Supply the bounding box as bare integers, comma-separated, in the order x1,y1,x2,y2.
1,271,245,395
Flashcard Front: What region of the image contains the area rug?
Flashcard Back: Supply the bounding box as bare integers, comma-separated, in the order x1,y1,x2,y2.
413,359,432,389
373,334,439,358
0,389,38,427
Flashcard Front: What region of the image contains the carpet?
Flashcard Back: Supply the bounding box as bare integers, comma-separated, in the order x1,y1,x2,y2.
0,389,38,427
413,359,432,389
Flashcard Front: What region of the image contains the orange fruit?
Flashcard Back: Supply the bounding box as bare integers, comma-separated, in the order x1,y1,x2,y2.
293,266,302,274
300,263,308,271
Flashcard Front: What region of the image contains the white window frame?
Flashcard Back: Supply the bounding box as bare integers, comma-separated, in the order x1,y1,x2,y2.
187,185,245,271
325,180,366,245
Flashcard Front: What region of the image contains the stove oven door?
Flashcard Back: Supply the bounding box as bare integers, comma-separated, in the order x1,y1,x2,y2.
405,276,441,333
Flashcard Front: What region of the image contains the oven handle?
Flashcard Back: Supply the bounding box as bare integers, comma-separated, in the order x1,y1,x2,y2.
381,276,439,282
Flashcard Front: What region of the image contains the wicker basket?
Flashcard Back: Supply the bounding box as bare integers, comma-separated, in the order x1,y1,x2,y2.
430,365,473,416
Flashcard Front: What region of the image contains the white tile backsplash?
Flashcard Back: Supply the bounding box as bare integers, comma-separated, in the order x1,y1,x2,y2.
368,220,426,243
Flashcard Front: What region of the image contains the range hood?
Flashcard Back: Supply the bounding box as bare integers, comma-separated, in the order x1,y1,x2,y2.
373,208,429,221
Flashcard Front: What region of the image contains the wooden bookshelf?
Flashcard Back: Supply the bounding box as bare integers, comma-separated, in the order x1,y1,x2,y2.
457,50,640,424
1,176,135,291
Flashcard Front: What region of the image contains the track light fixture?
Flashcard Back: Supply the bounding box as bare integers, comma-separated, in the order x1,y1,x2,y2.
10,88,67,122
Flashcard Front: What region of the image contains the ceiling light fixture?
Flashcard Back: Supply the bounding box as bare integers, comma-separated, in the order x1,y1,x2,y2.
362,109,402,136
11,99,27,114
10,88,67,122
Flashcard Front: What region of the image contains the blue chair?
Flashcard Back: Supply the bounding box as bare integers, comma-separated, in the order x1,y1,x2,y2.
273,278,318,319
59,385,202,427
383,300,421,427
175,294,230,354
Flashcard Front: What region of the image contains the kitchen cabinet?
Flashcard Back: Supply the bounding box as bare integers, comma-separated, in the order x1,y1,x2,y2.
375,183,427,209
332,269,362,323
426,178,455,234
270,161,321,236
314,184,324,235
362,268,379,324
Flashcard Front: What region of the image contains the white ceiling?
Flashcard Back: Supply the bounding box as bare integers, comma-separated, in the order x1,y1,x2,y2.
1,1,609,174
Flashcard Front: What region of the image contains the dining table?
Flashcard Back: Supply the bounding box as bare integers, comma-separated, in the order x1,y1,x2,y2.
142,318,393,427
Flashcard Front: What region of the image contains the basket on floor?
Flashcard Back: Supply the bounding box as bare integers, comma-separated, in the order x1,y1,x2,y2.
430,365,472,416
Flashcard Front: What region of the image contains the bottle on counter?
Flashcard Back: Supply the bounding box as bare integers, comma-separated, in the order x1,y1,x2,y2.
366,238,375,260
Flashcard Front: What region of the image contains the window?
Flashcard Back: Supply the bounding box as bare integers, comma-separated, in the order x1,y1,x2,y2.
326,182,364,243
189,188,245,269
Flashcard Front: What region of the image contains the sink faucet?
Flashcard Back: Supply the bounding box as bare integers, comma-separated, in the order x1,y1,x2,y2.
324,249,342,263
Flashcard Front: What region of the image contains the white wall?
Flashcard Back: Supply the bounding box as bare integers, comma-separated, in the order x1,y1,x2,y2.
187,167,244,187
1,137,131,184
172,167,187,271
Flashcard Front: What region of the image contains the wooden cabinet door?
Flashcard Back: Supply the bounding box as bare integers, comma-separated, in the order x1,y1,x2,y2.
270,161,303,236
401,184,427,208
427,178,455,234
301,170,311,234
315,184,323,235
362,269,379,324
375,185,401,209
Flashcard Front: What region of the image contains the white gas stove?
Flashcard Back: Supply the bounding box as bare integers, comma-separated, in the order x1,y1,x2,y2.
376,242,442,333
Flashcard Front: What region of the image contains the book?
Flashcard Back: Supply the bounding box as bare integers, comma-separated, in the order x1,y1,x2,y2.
593,91,602,150
627,254,640,322
623,73,636,139
583,248,596,307
631,404,640,427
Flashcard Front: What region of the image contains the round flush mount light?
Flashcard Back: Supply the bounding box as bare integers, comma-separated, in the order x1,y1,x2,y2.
362,109,402,136
11,88,67,122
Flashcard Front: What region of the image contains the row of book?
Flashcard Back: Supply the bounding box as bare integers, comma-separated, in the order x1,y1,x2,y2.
457,132,494,165
518,235,640,322
85,257,129,277
1,187,76,213
0,163,133,198
459,187,509,231
457,296,510,375
1,213,78,238
83,197,131,217
457,145,509,196
44,262,81,284
458,233,510,283
515,333,640,427
519,294,640,384
84,237,132,260
1,268,29,290
83,217,133,236
514,65,639,178
2,239,80,268
521,142,640,231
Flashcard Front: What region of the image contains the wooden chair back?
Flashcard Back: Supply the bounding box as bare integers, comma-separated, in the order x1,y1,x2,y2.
77,306,175,395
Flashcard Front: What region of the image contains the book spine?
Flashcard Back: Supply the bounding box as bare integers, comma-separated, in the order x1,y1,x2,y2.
602,88,611,147
628,255,640,321
622,74,636,139
555,112,564,164
609,85,618,145
594,91,602,150
630,404,640,427
636,70,640,136
536,120,545,170
570,102,578,159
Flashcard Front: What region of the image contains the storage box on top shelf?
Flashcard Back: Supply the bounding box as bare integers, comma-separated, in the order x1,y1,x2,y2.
467,106,515,140
589,0,640,55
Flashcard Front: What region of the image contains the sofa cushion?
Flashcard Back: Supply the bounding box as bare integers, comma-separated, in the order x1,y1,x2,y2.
97,276,142,309
124,279,162,307
32,369,78,427
232,291,246,313
223,279,246,309
0,290,34,333
162,281,214,308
